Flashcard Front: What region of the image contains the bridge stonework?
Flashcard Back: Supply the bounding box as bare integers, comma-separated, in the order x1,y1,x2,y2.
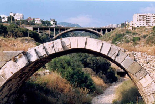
0,37,155,104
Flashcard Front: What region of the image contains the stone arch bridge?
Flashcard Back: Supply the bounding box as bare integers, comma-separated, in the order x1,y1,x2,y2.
0,37,155,104
26,26,115,39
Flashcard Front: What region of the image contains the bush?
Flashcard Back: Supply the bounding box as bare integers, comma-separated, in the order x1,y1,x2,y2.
133,37,140,43
15,72,92,104
46,55,96,92
112,33,125,44
113,80,145,104
146,35,155,45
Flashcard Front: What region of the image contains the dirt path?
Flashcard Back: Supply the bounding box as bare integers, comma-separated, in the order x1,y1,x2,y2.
91,80,124,104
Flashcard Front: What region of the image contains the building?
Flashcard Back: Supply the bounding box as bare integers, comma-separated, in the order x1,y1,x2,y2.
50,19,57,26
10,12,24,20
35,18,42,24
130,13,155,27
0,15,8,22
27,17,34,22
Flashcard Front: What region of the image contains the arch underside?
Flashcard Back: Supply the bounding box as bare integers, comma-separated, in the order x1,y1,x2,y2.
0,37,155,104
53,28,104,40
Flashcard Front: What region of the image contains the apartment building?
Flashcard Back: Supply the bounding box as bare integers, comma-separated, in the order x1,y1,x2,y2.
35,18,42,24
10,12,24,20
0,15,8,22
130,13,155,27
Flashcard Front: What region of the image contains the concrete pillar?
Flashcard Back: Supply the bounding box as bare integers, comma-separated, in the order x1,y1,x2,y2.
106,29,108,33
100,29,103,34
59,28,60,33
49,28,50,37
38,28,39,33
54,27,55,37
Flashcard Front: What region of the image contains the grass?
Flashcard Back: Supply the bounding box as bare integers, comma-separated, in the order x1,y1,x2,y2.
15,71,92,104
112,79,145,104
91,76,107,95
0,37,36,51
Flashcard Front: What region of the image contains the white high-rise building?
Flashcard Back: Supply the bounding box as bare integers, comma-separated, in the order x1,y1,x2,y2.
130,13,155,27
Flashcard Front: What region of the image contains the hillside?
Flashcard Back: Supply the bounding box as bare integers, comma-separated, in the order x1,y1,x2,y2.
58,22,81,27
100,27,155,55
0,37,36,51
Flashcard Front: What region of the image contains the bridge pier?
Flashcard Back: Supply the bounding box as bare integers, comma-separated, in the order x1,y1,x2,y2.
49,28,50,37
106,29,108,33
100,29,103,34
54,27,55,37
38,28,39,33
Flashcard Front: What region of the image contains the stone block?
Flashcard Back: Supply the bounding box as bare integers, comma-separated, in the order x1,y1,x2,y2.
61,37,71,50
127,62,142,75
34,44,47,57
100,41,111,55
70,37,78,48
139,74,153,87
16,53,29,69
0,76,5,86
0,61,19,79
86,38,103,52
143,82,155,95
0,76,5,82
44,41,55,55
115,50,128,63
27,48,39,62
107,45,120,59
121,56,134,69
77,37,87,48
135,68,147,80
54,39,63,52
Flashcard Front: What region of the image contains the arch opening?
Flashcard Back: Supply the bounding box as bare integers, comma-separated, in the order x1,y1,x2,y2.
53,28,104,40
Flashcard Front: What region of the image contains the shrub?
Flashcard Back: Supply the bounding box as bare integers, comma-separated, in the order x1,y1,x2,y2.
15,72,92,104
46,55,96,92
112,33,125,44
146,35,155,45
133,37,140,43
113,80,145,104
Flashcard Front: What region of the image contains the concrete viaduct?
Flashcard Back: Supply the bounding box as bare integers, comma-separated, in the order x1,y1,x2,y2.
0,37,155,104
26,26,115,39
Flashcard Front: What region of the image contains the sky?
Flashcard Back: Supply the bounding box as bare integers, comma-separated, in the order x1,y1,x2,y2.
0,0,155,27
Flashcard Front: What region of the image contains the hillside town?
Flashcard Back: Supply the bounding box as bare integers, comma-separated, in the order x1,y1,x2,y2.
1,12,155,29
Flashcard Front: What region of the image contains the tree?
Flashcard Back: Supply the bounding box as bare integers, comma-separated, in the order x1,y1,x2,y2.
7,16,15,23
0,16,2,23
0,24,7,37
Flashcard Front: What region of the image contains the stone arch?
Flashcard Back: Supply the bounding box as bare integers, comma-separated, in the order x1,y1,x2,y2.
53,28,104,40
0,37,155,104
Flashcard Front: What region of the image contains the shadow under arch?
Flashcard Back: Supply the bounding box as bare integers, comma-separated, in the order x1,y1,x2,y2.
0,37,154,104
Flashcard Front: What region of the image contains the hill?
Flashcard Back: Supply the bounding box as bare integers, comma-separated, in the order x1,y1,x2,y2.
0,37,36,51
100,27,155,55
58,22,81,27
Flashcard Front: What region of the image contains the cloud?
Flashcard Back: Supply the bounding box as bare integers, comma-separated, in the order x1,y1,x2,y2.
65,15,100,27
140,4,155,13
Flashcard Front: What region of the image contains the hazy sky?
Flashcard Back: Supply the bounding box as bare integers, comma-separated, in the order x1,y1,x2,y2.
0,0,155,27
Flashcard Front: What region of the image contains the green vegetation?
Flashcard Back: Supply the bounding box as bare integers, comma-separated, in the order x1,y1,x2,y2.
112,33,125,44
15,72,92,104
113,80,145,104
47,55,95,92
133,37,140,43
47,53,117,91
